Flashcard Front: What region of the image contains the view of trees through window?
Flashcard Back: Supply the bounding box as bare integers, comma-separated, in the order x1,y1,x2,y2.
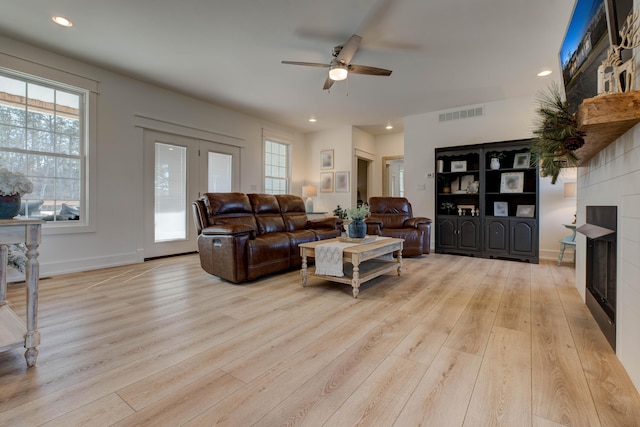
264,140,289,195
0,73,85,222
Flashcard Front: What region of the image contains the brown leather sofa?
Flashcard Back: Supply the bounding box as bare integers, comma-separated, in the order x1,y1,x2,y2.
365,197,432,256
192,192,342,283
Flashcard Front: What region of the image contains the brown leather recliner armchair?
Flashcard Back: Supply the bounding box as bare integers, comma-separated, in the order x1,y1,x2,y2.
365,197,432,256
192,192,342,283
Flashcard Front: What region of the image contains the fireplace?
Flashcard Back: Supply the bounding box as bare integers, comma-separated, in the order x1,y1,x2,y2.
577,206,617,350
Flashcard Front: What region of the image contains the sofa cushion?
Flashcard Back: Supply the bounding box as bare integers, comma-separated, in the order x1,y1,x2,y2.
369,197,413,229
246,233,291,280
284,229,317,267
249,194,285,235
204,193,257,231
276,194,308,231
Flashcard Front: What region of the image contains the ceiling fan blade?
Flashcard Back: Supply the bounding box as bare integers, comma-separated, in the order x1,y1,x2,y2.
281,61,329,68
335,34,362,64
348,64,392,76
323,76,335,90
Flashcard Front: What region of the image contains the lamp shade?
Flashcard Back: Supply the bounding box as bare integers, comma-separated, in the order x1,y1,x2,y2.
302,185,317,198
302,185,317,213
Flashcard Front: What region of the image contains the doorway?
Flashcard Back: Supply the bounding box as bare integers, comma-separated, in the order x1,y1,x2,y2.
143,130,240,259
382,156,404,197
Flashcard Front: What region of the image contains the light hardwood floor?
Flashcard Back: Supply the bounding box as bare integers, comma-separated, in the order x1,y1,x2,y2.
1,253,639,426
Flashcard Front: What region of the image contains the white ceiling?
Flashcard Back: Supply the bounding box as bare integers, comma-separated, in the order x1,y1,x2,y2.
0,0,574,135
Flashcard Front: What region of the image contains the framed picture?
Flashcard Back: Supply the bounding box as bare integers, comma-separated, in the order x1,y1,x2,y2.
320,172,333,192
494,201,508,217
516,205,535,218
321,149,334,170
500,172,524,193
335,171,349,192
513,153,531,169
451,160,467,172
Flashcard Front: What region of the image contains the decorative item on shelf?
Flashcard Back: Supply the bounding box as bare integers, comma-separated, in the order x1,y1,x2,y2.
0,168,33,219
345,204,370,238
436,160,444,173
467,180,479,194
451,160,467,172
488,152,505,170
500,172,524,193
513,153,531,169
516,205,536,218
441,202,455,215
598,9,639,95
531,82,585,184
457,204,475,216
494,201,508,217
302,185,317,213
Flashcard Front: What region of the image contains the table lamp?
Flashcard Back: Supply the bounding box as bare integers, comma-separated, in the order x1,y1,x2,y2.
302,185,317,213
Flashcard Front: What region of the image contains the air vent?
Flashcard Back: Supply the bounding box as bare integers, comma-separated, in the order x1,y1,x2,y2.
438,106,484,122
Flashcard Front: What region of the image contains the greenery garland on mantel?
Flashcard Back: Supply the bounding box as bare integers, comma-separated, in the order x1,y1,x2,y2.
531,83,585,184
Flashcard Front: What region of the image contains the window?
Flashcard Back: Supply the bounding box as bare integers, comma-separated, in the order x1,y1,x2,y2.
0,71,88,224
264,139,289,194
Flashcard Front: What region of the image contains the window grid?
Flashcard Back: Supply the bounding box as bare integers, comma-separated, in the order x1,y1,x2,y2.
264,140,289,195
0,72,86,221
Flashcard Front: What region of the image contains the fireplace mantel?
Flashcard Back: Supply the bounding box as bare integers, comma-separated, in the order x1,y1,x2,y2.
575,91,640,165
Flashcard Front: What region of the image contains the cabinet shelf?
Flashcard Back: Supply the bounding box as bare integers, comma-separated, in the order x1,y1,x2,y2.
435,139,538,263
575,91,640,165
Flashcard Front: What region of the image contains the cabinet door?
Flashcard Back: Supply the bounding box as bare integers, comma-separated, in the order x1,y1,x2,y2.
510,219,537,256
485,218,509,255
458,217,481,252
436,217,457,250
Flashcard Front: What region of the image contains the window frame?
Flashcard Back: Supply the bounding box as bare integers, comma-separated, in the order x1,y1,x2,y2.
0,66,97,234
263,137,291,195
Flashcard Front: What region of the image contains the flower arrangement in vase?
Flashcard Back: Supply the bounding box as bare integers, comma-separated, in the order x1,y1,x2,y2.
0,168,33,219
345,204,370,238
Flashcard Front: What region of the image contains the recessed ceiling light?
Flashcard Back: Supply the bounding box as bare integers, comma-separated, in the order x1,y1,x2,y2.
308,117,317,123
385,123,393,130
537,70,552,77
52,16,73,27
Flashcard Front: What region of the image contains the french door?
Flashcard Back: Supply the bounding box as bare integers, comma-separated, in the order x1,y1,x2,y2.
143,130,240,258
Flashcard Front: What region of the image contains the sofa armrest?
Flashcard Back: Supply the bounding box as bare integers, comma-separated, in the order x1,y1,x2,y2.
365,217,383,235
307,217,343,230
403,217,432,228
202,224,255,238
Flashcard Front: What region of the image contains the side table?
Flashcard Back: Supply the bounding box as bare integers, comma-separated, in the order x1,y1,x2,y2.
0,219,43,367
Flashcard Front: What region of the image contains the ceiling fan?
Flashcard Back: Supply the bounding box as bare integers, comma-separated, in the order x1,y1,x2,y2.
281,34,392,90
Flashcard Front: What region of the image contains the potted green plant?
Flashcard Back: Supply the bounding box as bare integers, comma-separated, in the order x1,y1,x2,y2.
333,205,348,220
345,204,370,238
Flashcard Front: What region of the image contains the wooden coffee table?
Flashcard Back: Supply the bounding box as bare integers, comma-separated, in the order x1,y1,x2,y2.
299,237,403,298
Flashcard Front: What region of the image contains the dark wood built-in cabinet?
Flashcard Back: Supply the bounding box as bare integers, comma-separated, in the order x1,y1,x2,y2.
435,139,539,263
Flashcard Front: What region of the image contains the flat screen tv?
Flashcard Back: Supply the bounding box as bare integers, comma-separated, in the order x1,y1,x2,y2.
560,0,633,114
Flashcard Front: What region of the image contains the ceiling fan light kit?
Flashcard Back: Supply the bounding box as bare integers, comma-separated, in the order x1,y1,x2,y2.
282,34,392,90
329,63,348,81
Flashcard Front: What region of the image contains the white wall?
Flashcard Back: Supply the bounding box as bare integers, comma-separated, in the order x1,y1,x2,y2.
576,124,640,392
404,96,577,258
304,126,352,214
0,35,306,276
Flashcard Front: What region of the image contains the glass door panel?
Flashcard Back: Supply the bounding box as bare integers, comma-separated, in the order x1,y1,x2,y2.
154,142,187,242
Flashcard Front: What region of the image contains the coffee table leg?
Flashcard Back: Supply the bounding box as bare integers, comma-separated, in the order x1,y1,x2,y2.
396,249,402,276
301,251,308,287
352,264,360,298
